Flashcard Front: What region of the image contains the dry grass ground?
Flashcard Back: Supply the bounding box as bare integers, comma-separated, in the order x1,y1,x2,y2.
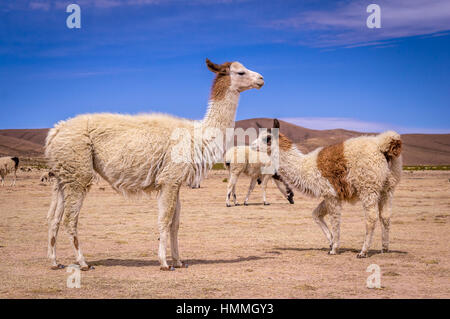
0,169,449,298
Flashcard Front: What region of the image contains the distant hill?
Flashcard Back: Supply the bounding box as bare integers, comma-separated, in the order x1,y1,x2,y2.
1,120,449,165
0,129,48,158
236,118,450,166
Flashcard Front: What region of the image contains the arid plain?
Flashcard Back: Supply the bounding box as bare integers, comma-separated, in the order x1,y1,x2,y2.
0,169,449,298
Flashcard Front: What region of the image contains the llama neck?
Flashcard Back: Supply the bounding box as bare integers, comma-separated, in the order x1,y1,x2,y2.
187,89,240,185
202,90,240,131
279,147,305,180
277,147,324,198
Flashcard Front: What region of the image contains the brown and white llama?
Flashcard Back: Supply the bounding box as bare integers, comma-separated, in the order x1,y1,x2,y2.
253,119,402,258
45,59,264,271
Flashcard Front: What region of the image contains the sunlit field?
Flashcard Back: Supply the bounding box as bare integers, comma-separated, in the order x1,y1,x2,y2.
0,169,449,298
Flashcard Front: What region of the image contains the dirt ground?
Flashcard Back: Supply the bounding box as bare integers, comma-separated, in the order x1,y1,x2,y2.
0,169,449,299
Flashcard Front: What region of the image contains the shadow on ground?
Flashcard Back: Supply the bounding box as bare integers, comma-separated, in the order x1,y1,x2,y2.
90,255,273,267
272,247,408,257
228,202,292,207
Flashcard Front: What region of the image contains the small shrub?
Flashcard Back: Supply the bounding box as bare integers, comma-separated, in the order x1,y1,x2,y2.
403,165,450,171
212,163,225,170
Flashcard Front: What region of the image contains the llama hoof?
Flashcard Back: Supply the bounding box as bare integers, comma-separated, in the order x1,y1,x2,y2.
226,204,231,207
381,248,389,254
160,266,175,271
357,252,368,258
174,262,188,269
264,202,270,206
328,251,337,255
51,264,65,270
288,199,294,204
81,265,94,271
243,202,248,206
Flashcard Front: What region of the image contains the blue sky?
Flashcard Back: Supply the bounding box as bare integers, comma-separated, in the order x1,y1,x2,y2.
0,0,449,133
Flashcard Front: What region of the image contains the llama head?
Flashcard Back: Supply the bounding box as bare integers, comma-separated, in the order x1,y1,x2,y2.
206,58,264,100
251,119,276,152
252,118,293,152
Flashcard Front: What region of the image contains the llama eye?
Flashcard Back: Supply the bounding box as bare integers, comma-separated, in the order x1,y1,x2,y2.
238,72,245,75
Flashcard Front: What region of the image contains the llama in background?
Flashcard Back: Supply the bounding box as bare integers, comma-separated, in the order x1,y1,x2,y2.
253,119,402,258
40,171,55,183
0,156,19,186
224,145,294,206
45,59,264,271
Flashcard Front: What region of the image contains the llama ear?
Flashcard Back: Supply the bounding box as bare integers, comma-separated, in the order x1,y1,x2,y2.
273,119,280,129
206,58,222,73
206,58,230,75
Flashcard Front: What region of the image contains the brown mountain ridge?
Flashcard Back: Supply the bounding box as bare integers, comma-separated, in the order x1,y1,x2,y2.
0,119,449,165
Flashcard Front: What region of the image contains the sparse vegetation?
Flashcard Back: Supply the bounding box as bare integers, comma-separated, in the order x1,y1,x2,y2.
424,259,439,265
403,165,450,171
384,271,400,276
296,284,317,291
212,163,225,170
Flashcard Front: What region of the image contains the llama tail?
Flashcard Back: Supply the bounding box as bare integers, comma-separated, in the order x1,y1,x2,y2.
45,120,66,158
376,131,402,163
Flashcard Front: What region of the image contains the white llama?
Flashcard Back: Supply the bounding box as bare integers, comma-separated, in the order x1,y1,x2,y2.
224,145,294,206
45,59,264,271
253,119,402,258
0,156,19,186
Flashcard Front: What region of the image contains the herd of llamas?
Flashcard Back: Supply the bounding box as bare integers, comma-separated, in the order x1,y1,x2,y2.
2,59,403,272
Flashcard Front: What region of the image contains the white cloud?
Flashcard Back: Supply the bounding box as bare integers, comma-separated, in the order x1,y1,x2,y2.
267,0,450,48
29,1,51,11
281,117,450,134
7,0,246,11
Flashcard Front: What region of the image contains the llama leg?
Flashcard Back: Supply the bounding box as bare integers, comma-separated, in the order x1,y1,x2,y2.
158,183,180,271
327,199,342,255
262,175,271,205
62,183,90,270
244,178,257,206
232,180,238,206
312,200,333,249
48,183,65,269
11,169,17,186
170,194,187,268
0,170,5,186
226,174,238,207
379,191,392,253
272,177,288,198
358,202,379,258
272,177,294,204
